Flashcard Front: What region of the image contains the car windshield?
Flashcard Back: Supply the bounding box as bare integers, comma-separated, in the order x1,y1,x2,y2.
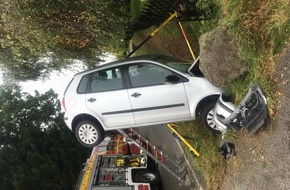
155,55,192,74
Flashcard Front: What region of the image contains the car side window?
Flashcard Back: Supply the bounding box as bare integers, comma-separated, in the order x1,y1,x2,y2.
77,67,123,93
128,63,172,87
90,68,123,92
77,75,90,93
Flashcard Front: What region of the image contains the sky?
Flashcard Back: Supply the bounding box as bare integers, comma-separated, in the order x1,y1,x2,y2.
20,61,86,97
0,61,85,99
0,54,116,101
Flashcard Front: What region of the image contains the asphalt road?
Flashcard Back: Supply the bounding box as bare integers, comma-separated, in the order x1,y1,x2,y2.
137,124,199,190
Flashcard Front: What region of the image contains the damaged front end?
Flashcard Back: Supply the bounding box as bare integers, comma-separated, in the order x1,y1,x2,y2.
214,84,268,136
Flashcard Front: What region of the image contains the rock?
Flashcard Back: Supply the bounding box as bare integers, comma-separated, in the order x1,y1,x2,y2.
199,25,248,87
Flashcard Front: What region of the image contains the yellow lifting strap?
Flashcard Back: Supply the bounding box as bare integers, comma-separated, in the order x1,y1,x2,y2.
126,11,177,57
151,11,178,37
167,123,200,157
178,21,196,61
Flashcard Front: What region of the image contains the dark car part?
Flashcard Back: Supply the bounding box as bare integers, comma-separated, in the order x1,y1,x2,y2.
214,84,268,136
218,141,235,159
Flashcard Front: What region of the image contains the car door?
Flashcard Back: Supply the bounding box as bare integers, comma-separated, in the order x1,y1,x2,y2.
127,62,190,124
85,67,135,128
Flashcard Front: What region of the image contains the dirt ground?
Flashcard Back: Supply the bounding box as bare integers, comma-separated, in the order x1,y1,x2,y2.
221,43,290,190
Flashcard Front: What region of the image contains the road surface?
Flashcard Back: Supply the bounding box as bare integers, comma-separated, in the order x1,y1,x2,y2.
137,124,200,190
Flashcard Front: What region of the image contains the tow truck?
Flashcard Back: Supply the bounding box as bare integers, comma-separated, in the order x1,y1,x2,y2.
75,133,160,190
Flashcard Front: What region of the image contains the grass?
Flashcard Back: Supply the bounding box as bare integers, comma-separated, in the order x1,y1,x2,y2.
173,121,229,189
131,22,200,59
174,120,238,189
220,0,290,105
130,0,290,189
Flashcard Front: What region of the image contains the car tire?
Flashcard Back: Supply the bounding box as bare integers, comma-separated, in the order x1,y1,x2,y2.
75,120,105,147
134,170,160,185
201,102,221,134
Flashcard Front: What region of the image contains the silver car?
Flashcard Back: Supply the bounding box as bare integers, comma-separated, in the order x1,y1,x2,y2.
62,55,224,147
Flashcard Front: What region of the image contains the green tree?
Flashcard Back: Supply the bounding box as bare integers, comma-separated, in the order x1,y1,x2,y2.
0,84,90,190
0,0,130,80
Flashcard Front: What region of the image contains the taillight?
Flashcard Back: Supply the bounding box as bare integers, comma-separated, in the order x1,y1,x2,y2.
138,185,149,190
62,97,67,112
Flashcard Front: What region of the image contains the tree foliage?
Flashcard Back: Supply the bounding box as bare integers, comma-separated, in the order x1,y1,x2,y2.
0,84,90,190
0,0,130,80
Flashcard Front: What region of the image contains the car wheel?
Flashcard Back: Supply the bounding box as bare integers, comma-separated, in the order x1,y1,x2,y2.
201,102,221,134
75,120,105,147
134,170,160,185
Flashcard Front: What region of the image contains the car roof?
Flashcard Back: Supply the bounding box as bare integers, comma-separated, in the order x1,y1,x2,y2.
74,54,167,76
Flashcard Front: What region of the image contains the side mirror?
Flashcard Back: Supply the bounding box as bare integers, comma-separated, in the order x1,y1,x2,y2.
165,75,180,84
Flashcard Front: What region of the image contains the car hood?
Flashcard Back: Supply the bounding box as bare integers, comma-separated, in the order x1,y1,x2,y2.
188,56,204,77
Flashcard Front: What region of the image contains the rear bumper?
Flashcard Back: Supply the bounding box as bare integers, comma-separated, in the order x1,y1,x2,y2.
63,112,74,131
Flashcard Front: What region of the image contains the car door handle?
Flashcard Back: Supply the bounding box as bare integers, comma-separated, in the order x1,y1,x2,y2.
87,98,96,103
131,92,141,98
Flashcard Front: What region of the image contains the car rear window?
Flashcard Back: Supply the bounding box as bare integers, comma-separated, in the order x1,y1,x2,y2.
77,75,90,93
